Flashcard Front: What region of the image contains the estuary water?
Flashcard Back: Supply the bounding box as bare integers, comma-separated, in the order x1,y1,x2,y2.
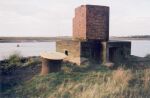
131,40,150,57
0,42,56,60
0,40,150,60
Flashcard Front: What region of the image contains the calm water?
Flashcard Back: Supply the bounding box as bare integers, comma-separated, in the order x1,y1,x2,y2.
131,40,150,57
0,41,150,60
0,42,56,60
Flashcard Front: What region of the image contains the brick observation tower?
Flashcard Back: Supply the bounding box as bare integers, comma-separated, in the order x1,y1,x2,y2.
56,5,131,65
73,5,109,41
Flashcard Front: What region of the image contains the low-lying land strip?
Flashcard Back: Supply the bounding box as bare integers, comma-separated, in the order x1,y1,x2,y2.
0,36,72,42
0,35,150,43
111,35,150,40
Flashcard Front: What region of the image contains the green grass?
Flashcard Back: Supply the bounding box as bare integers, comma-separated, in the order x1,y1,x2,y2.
1,63,150,98
1,54,150,98
0,53,40,73
0,53,41,92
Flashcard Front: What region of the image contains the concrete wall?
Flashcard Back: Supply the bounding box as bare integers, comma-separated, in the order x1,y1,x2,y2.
56,40,81,58
81,41,102,63
108,41,131,62
56,40,131,64
56,40,104,64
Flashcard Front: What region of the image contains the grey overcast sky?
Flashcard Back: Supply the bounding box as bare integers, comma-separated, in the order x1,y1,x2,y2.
0,0,150,37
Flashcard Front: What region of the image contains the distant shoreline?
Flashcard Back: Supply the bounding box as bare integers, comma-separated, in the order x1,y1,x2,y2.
0,36,72,43
0,36,150,43
111,35,150,40
110,37,150,41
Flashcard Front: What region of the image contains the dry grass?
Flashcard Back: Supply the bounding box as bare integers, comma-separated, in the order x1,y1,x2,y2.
49,68,133,98
112,68,132,87
1,62,150,98
143,69,150,91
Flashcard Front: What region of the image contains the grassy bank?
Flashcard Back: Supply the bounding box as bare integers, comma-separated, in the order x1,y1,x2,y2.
0,54,150,98
0,53,41,93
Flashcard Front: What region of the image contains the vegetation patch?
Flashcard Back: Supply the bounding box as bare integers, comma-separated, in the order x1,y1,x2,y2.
0,53,41,92
0,54,150,98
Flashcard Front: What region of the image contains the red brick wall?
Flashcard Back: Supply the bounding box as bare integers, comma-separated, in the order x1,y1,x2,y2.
86,5,109,41
73,5,86,39
73,5,109,41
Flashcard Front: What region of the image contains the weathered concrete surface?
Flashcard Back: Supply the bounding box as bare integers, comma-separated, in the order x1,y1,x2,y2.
56,40,131,65
56,40,104,64
108,41,131,62
56,40,81,58
41,58,62,75
40,52,66,74
101,42,108,63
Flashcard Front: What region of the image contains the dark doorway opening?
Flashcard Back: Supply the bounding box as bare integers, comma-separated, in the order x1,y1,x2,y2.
109,47,117,62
